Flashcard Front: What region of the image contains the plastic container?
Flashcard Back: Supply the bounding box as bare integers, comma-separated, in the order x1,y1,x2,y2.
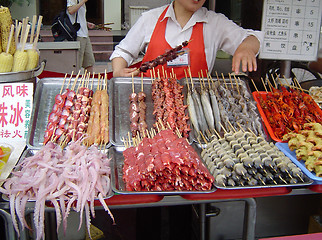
275,142,322,185
0,143,14,173
252,91,322,142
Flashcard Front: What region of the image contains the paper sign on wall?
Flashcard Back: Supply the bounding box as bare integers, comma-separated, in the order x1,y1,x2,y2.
260,0,322,61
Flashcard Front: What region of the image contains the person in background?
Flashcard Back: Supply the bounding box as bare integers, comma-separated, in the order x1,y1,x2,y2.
67,0,95,73
110,0,264,78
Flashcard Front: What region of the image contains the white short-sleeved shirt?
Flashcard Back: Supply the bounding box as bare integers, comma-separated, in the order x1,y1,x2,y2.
67,0,88,37
110,3,264,74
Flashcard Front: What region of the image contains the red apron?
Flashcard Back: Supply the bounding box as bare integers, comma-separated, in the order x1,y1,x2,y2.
141,6,208,79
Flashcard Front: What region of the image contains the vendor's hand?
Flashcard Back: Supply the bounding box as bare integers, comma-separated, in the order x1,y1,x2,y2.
232,35,260,74
87,22,95,29
113,67,140,77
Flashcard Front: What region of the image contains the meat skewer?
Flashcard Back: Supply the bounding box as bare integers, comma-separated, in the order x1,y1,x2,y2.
129,73,139,137
137,73,147,136
139,40,189,72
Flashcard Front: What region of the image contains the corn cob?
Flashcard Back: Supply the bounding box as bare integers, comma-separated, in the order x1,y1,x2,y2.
25,49,39,70
0,52,13,72
26,16,42,71
12,50,28,72
0,6,16,55
12,24,30,72
0,24,15,72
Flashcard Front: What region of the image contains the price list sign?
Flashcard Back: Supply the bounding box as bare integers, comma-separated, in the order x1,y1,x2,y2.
260,0,322,61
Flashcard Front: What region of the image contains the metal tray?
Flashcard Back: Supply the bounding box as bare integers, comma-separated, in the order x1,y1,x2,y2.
27,77,111,149
182,75,268,143
0,60,45,83
196,143,313,190
109,77,192,148
110,146,216,195
2,148,113,201
276,142,322,185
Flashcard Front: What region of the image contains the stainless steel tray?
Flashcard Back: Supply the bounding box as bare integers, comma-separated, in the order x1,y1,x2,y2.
0,60,45,83
195,144,313,190
109,77,192,148
27,77,111,149
2,148,114,201
110,146,216,195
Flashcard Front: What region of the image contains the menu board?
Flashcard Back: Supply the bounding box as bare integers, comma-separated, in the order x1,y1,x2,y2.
260,0,322,61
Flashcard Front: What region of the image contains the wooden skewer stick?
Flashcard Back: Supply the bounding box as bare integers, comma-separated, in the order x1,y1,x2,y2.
221,73,228,90
266,76,273,92
260,77,268,93
293,77,304,92
266,76,275,92
219,122,227,134
247,128,256,137
199,131,208,144
227,121,236,133
250,78,260,93
228,73,234,90
215,71,221,86
233,74,240,95
121,137,127,148
205,70,212,91
29,15,37,44
236,122,245,132
131,72,135,94
33,15,43,50
270,74,278,89
213,128,222,139
127,132,132,147
141,72,144,92
59,73,68,94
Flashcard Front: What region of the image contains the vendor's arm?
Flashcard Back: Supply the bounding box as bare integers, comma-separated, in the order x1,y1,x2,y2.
67,0,87,15
232,35,260,74
112,57,140,77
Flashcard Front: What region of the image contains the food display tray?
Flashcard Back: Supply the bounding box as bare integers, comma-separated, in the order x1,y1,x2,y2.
27,77,111,149
252,91,322,142
109,77,193,148
276,142,322,185
1,148,114,201
109,147,217,195
195,145,313,190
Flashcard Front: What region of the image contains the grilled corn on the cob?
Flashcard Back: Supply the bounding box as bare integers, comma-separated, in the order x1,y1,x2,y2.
0,7,16,55
0,52,13,72
26,49,39,70
12,50,28,72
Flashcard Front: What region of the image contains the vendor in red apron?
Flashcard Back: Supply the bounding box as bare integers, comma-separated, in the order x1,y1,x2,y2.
110,0,264,78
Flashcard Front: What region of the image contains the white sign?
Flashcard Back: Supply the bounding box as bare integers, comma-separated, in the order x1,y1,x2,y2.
260,0,322,61
0,82,33,141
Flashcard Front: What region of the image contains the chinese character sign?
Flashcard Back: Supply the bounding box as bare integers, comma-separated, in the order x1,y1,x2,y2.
0,83,33,140
260,0,322,61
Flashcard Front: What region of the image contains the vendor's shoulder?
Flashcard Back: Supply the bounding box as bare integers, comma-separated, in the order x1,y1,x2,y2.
141,5,167,18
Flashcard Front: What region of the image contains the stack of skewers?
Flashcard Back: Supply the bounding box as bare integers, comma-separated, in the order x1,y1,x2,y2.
0,8,42,73
43,71,109,148
199,124,309,188
185,69,265,141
